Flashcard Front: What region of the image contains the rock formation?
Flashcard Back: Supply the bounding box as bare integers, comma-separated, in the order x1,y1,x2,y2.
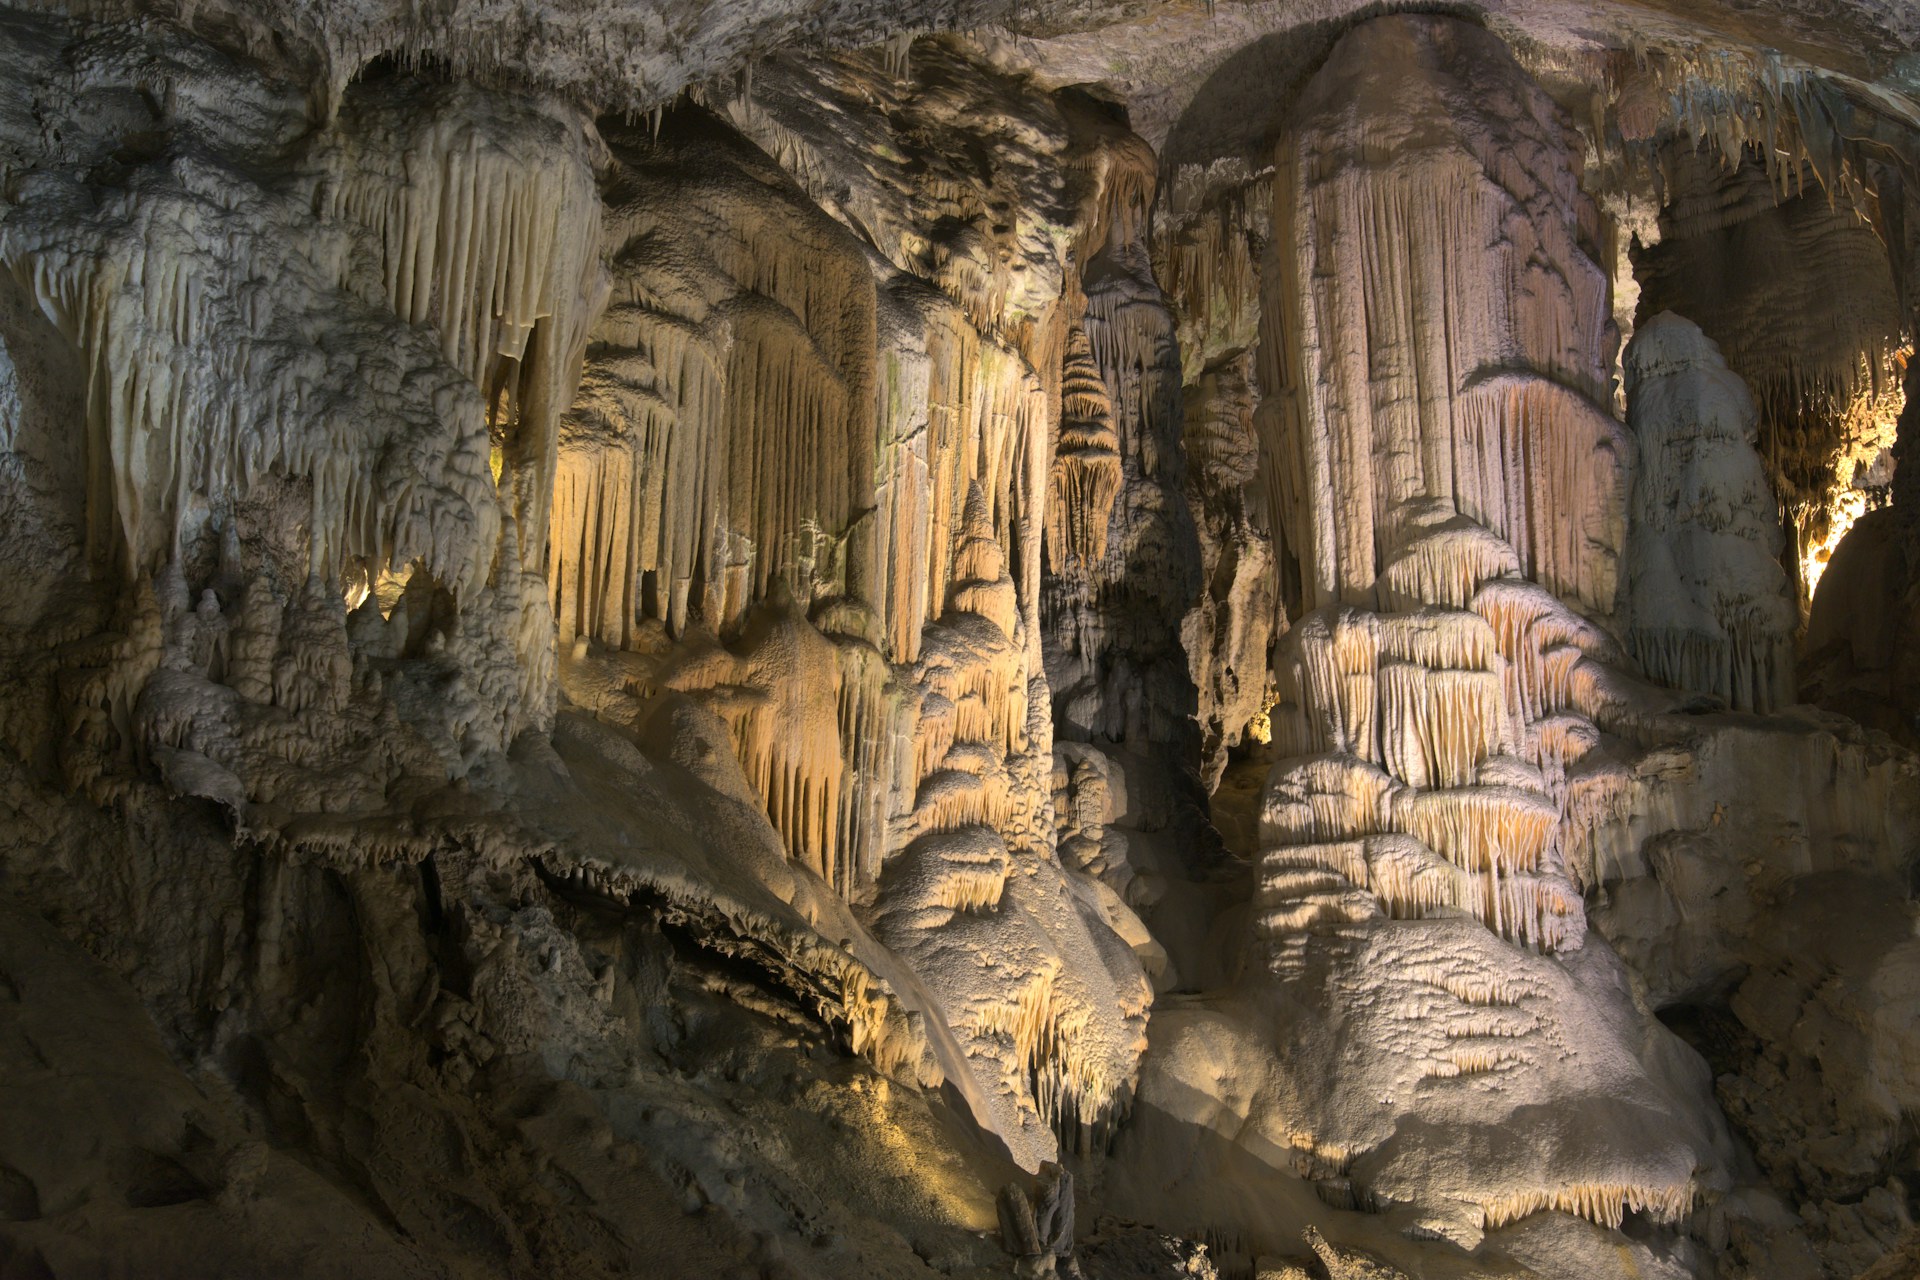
1634,144,1908,609
0,2,1916,1279
1117,21,1716,1261
1623,313,1799,712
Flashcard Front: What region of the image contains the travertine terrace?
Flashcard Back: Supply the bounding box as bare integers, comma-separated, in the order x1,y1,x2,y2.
0,1,1916,1278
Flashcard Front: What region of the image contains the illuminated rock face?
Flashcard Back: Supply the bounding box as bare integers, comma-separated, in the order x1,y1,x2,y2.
1238,16,1717,1248
0,3,1917,1280
545,44,1162,1169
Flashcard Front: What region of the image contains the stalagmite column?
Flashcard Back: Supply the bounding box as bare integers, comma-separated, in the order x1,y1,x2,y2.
1623,313,1797,711
1179,354,1276,791
1247,16,1710,1244
1634,147,1907,608
1257,13,1627,950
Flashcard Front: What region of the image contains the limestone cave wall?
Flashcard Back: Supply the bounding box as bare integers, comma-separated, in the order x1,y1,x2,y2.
0,4,1917,1280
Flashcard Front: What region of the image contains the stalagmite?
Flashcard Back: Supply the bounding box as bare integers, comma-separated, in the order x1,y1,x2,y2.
1633,145,1908,607
950,483,1023,646
1181,352,1277,790
1235,16,1721,1253
1622,313,1797,711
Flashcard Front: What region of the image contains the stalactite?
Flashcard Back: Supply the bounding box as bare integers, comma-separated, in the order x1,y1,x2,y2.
551,111,875,649
1378,610,1501,675
654,594,851,887
1471,578,1621,729
1260,15,1622,618
1270,608,1381,761
1045,327,1123,571
966,963,1135,1157
1389,787,1559,877
1223,24,1760,1251
868,336,935,662
577,80,1063,914
0,169,502,596
1042,90,1203,760
870,292,1048,666
912,768,1015,838
318,78,608,574
831,637,898,893
535,57,1166,1182
1361,833,1479,922
1262,756,1396,845
1451,379,1631,617
1378,506,1523,612
879,827,1011,925
1259,423,1611,951
713,38,1079,342
1563,37,1882,215
1477,1180,1695,1232
1377,663,1508,791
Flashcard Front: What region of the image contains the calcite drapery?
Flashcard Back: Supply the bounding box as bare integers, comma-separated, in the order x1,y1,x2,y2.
1257,15,1629,955
1257,16,1628,623
1244,15,1713,1246
547,46,1166,1171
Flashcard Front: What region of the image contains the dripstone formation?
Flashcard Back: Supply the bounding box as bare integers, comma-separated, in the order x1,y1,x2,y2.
0,2,1916,1278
